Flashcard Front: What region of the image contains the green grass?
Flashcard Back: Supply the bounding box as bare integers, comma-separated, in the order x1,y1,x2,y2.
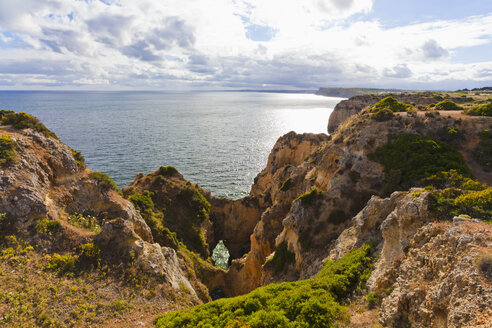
433,100,463,111
295,189,325,206
70,148,86,170
369,133,471,194
0,134,17,166
0,110,58,139
474,130,492,171
154,245,375,328
464,103,492,116
89,172,118,191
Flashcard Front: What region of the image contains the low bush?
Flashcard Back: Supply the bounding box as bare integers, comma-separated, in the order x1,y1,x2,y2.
154,245,374,328
70,148,86,170
35,218,61,235
0,110,58,139
369,133,471,194
426,170,492,221
89,172,118,191
0,135,17,166
464,103,492,116
368,97,411,113
434,100,463,111
370,108,394,121
78,243,101,268
158,166,179,176
44,254,76,275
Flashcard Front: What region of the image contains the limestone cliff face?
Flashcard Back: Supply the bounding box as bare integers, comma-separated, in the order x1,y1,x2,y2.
0,125,196,298
330,189,491,327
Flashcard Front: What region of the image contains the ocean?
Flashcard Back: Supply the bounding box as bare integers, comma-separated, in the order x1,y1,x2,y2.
0,91,342,199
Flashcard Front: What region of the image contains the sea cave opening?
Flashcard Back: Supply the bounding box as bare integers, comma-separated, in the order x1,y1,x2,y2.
211,240,230,270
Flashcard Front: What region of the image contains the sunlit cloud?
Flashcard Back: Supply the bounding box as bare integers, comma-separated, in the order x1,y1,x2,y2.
0,0,490,89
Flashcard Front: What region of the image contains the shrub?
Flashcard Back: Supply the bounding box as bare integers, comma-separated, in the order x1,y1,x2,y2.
370,108,394,121
279,178,292,191
111,299,129,313
464,103,492,116
263,242,295,274
368,97,411,113
434,100,463,111
366,293,379,309
45,254,76,274
427,170,492,220
35,218,61,235
295,188,324,206
369,133,471,194
158,166,179,176
89,172,118,191
129,191,179,249
474,130,492,171
0,110,58,139
154,245,374,328
0,135,17,166
177,188,211,222
78,243,101,267
70,148,86,169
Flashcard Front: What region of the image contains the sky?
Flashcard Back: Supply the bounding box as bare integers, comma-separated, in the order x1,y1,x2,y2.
0,0,491,91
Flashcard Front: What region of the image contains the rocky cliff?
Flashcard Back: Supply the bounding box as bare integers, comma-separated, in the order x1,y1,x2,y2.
326,92,479,133
1,91,492,327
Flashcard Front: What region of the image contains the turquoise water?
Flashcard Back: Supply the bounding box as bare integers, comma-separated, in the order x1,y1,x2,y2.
0,91,341,198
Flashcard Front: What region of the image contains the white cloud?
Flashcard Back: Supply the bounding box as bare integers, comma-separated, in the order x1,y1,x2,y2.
0,0,490,89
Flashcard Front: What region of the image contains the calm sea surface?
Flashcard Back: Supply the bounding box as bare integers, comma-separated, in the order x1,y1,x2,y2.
0,91,342,199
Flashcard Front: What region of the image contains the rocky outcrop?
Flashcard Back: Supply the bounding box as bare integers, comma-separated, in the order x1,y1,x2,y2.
329,187,491,328
0,125,196,298
326,92,468,133
379,218,491,328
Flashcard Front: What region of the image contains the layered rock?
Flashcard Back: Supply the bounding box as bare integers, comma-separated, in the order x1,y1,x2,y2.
0,125,196,298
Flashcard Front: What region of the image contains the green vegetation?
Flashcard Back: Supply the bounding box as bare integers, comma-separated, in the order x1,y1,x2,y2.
35,218,61,235
368,97,412,113
366,293,379,309
68,213,101,233
129,191,179,249
78,243,101,268
154,245,375,328
433,100,463,111
0,110,58,139
263,242,295,274
426,170,492,221
367,96,412,122
279,177,293,191
0,134,17,166
44,254,77,275
158,165,179,176
464,103,492,116
70,148,86,170
474,130,492,171
370,108,394,121
369,133,471,194
89,171,118,191
295,188,325,206
177,188,211,223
